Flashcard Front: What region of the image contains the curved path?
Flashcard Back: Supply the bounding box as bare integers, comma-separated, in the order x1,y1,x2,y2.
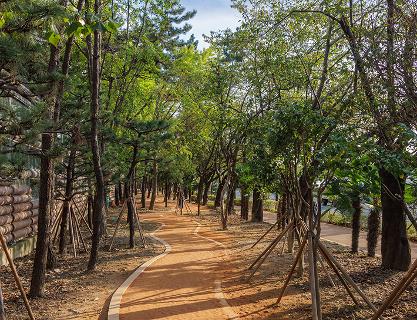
110,211,237,320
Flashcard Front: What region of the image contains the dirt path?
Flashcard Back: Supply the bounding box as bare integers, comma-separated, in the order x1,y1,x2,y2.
114,211,237,320
263,211,417,260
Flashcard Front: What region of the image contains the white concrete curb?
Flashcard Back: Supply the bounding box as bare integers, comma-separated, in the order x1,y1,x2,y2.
107,223,172,320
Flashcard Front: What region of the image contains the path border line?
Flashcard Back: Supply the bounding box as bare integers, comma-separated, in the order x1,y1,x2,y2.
193,221,239,320
107,223,172,320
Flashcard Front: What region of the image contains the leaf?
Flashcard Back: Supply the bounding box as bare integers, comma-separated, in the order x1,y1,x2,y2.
65,21,83,36
46,31,61,47
104,20,119,33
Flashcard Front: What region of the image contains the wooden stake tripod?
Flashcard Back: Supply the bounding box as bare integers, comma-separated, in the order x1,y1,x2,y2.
108,197,145,251
247,214,384,320
0,234,34,320
51,198,91,257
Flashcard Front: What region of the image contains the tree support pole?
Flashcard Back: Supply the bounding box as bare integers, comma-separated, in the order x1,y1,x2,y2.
0,234,35,320
276,234,308,303
371,259,417,320
249,221,294,270
318,241,383,319
108,201,127,251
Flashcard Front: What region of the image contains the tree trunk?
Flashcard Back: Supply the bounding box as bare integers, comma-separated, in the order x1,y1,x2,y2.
141,176,146,208
127,196,135,248
149,160,157,210
240,185,249,221
114,184,119,207
164,181,169,207
226,180,236,215
29,40,60,297
202,180,210,205
367,200,380,257
87,0,105,270
380,168,410,270
251,188,263,222
214,176,226,207
118,181,123,203
59,147,76,254
87,194,93,229
351,193,361,254
197,176,203,215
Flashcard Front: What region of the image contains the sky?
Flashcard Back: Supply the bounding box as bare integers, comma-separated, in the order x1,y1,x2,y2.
180,0,242,49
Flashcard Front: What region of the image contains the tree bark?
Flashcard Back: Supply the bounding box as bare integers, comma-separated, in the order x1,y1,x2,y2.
87,0,105,271
380,167,410,270
214,176,226,207
240,185,249,220
351,193,361,254
141,175,146,208
29,43,59,298
59,146,76,254
149,160,157,210
114,184,119,207
202,180,211,205
367,201,380,257
197,176,203,215
251,188,263,222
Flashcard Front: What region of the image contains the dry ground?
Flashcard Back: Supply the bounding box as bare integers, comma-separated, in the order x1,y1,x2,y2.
0,200,165,320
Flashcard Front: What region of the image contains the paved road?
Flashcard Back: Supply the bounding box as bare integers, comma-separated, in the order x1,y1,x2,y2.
263,211,417,261
116,212,235,320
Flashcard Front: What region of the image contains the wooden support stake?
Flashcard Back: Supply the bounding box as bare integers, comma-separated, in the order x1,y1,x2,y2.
371,259,417,320
71,199,92,235
249,221,294,270
318,241,382,319
71,206,87,253
0,234,35,320
108,201,127,251
247,223,294,282
68,206,77,258
250,219,280,249
132,198,146,247
318,245,360,306
276,234,308,303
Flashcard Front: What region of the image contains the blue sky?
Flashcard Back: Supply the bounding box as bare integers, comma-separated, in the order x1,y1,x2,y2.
181,0,241,49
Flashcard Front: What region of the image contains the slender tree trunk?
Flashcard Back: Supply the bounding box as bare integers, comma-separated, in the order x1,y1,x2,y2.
141,175,146,208
240,185,249,220
367,200,380,257
118,181,123,203
227,180,236,215
202,180,210,205
114,184,119,207
149,160,157,210
214,176,226,207
197,176,203,215
380,167,410,270
164,181,168,207
59,147,76,254
29,42,59,298
351,193,361,254
87,0,105,270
